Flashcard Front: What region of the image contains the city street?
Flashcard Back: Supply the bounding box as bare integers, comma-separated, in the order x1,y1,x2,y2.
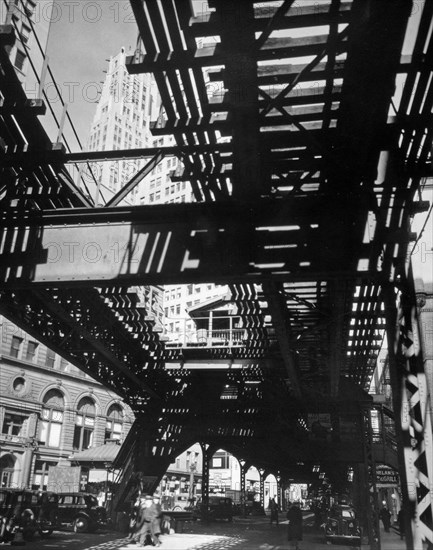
8,516,409,550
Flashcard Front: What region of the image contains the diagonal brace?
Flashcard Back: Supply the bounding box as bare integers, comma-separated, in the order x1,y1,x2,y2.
106,150,165,207
255,0,295,50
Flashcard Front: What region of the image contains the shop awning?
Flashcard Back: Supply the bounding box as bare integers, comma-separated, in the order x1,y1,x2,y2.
69,441,120,467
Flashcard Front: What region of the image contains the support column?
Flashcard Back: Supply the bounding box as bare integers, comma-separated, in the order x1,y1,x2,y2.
383,277,433,549
259,469,265,510
20,449,32,488
362,406,381,550
239,459,248,517
200,443,211,514
276,473,282,511
208,311,213,346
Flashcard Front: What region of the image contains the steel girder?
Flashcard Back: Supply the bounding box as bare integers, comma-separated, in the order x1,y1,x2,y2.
1,1,432,541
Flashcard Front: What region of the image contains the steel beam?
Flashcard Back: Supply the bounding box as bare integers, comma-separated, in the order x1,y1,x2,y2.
0,199,378,287
383,278,433,549
216,1,260,197
262,280,302,398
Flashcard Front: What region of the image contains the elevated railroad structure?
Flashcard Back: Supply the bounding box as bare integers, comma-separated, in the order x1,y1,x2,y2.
1,1,432,547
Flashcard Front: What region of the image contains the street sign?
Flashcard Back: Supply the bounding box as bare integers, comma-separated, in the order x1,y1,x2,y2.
376,465,399,487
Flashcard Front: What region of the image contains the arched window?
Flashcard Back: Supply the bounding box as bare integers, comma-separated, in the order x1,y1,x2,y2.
40,389,64,447
105,404,123,441
0,454,16,487
73,397,96,451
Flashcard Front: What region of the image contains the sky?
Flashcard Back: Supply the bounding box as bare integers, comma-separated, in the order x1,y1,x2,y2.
43,1,208,149
45,0,137,147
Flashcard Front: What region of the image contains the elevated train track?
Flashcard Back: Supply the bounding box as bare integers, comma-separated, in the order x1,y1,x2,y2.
1,1,433,546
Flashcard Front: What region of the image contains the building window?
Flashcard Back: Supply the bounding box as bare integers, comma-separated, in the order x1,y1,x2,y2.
14,50,26,72
105,404,123,441
59,358,68,371
10,336,23,358
20,24,31,44
2,413,25,436
12,376,26,394
211,452,230,469
39,389,64,448
73,397,96,451
45,349,56,368
0,455,16,488
25,341,38,362
32,460,52,491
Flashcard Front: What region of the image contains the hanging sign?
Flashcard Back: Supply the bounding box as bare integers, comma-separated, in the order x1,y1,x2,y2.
376,465,399,486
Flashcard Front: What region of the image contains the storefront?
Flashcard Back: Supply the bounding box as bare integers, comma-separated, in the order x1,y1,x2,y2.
376,464,400,523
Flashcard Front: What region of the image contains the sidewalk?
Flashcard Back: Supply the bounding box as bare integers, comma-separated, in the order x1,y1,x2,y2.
12,517,430,550
377,526,407,550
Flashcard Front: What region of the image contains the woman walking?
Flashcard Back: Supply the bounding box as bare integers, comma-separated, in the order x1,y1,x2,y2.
287,501,303,550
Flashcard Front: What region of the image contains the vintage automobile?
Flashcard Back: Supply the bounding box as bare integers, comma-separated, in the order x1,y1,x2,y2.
192,496,233,521
0,488,58,542
56,492,108,532
324,504,361,548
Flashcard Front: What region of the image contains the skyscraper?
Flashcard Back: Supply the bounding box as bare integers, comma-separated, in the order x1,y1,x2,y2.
86,47,158,205
2,0,53,87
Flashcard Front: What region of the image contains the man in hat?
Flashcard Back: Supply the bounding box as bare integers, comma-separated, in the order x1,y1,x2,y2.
150,494,162,546
134,495,156,546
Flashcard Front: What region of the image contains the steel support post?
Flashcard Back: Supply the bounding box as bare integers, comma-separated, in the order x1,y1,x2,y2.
362,405,381,550
383,278,433,549
239,460,247,517
259,470,265,510
276,474,282,511
200,443,211,514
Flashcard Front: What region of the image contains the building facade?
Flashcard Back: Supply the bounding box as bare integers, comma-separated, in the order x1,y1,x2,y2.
85,47,158,205
0,316,134,490
2,0,53,86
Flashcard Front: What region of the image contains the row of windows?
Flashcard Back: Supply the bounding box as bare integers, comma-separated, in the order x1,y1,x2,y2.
164,284,224,304
165,304,183,317
8,336,77,373
2,391,125,451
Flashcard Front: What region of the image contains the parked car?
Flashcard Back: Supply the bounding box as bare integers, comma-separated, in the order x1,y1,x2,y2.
193,496,233,521
56,492,108,532
0,488,58,542
324,504,361,548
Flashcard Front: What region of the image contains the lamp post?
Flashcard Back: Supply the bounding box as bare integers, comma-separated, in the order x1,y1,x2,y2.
189,461,197,505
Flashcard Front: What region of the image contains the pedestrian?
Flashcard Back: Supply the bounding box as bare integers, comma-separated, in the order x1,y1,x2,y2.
150,494,162,546
380,506,391,533
287,501,303,550
134,495,157,547
397,508,405,539
127,496,140,540
269,497,279,525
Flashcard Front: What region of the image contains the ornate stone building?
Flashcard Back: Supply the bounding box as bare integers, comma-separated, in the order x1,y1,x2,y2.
0,316,134,490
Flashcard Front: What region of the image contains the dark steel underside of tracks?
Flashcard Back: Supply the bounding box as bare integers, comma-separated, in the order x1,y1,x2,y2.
1,1,433,546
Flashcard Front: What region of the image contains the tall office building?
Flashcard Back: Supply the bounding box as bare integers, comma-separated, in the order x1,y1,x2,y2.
2,0,53,87
85,48,169,325
86,47,158,205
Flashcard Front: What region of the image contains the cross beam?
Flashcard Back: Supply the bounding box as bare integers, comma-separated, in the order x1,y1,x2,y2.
0,199,384,287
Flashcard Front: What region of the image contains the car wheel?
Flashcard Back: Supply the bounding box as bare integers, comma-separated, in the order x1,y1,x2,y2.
73,516,90,533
